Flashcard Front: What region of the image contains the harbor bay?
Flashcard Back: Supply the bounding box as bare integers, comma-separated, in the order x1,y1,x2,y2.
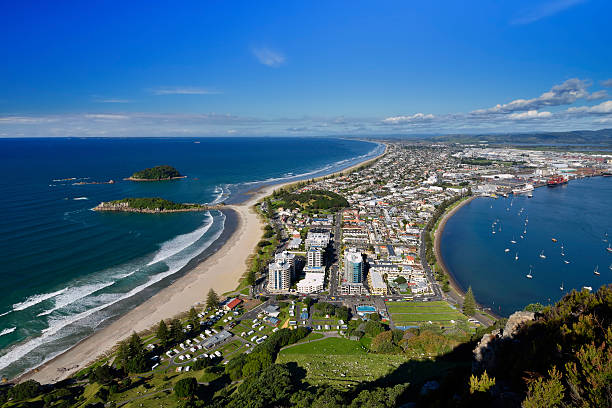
440,176,612,315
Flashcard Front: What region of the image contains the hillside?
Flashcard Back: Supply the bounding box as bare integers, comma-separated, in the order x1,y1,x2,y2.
1,286,609,407
431,128,612,146
128,165,184,181
269,189,349,213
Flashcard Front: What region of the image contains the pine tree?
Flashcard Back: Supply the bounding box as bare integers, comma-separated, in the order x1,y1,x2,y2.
156,320,169,347
188,307,198,329
206,288,219,310
463,286,477,316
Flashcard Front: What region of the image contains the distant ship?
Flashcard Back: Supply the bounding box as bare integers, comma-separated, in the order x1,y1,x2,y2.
513,184,534,194
526,266,533,279
539,250,546,259
594,265,600,276
560,282,564,291
547,175,568,186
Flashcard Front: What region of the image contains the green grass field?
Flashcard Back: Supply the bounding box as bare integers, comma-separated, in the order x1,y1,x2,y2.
386,301,466,326
277,337,406,389
280,337,366,355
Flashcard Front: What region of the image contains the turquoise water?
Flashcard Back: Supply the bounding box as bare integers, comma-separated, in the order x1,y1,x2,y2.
0,137,382,378
440,177,612,316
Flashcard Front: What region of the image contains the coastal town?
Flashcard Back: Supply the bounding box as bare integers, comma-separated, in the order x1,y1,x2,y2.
5,141,609,407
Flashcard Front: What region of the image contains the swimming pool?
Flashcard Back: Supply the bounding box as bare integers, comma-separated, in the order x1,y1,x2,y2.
356,305,376,313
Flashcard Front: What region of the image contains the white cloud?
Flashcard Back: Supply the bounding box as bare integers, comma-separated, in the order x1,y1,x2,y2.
511,0,586,25
600,79,612,88
96,99,131,103
83,114,130,120
567,100,612,114
508,110,552,120
151,87,219,95
472,78,591,114
382,113,435,124
252,47,286,67
586,90,608,100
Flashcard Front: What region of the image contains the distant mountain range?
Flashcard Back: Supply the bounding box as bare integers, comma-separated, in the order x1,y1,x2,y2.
430,128,612,145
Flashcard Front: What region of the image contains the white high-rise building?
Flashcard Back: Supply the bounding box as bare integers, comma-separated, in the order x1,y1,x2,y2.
268,260,292,291
306,247,323,268
275,251,296,277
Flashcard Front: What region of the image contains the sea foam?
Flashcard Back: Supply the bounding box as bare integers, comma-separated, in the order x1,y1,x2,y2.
147,213,213,266
0,213,226,375
12,289,67,312
0,328,16,337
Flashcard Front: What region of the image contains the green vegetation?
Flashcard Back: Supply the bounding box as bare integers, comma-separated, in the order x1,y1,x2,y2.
270,188,349,213
4,284,609,408
281,337,366,355
462,286,476,316
106,197,205,211
387,300,467,327
206,288,219,309
130,164,183,180
174,377,198,399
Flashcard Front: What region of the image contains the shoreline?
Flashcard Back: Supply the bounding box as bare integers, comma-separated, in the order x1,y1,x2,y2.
14,143,387,384
434,196,501,321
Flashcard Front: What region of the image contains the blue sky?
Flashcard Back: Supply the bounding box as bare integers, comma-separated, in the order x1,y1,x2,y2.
1,0,611,137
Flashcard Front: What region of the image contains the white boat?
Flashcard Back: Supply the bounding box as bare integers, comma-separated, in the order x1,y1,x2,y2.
564,260,570,264
526,266,533,279
515,252,519,261
594,265,600,276
511,238,517,244
505,248,510,253
560,282,564,291
539,250,546,259
513,184,534,194
583,286,592,292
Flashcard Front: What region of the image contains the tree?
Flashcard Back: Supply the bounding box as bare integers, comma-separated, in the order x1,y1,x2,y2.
188,308,198,329
463,286,476,316
523,367,564,408
206,288,219,310
170,318,184,342
174,377,198,399
156,320,169,347
8,380,41,401
394,276,407,286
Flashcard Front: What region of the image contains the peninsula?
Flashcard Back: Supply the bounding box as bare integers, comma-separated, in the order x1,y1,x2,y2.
93,197,222,213
125,165,186,181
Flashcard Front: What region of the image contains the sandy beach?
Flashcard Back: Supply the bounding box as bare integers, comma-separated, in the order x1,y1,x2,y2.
17,143,386,384
434,196,498,324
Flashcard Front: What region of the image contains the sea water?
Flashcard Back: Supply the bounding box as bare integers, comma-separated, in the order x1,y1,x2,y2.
0,137,381,378
440,176,612,316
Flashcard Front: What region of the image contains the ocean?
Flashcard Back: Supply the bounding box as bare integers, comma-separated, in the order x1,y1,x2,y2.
440,176,612,316
0,137,382,379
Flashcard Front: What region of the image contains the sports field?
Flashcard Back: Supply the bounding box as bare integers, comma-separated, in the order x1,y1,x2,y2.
386,301,466,326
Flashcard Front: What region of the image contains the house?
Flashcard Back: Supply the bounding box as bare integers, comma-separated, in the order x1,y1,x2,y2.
224,298,243,311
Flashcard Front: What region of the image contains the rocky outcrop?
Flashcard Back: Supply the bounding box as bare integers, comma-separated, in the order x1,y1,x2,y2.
472,311,535,374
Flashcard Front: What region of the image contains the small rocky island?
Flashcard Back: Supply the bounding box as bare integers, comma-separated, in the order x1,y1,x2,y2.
94,197,221,213
125,165,186,181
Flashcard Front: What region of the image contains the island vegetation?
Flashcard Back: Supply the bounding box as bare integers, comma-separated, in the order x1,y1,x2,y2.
127,165,185,181
267,189,349,214
94,197,214,213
